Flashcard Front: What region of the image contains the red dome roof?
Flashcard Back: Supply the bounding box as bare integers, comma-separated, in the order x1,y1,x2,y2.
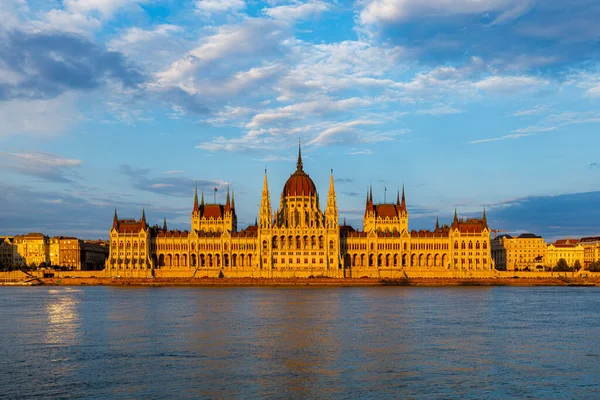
283,145,317,197
284,170,316,197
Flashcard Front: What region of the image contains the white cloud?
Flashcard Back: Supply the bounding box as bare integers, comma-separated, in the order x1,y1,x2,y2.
468,133,535,144
511,105,550,117
0,151,82,182
586,85,600,98
473,76,549,94
308,119,381,146
512,126,557,134
261,155,294,162
196,0,245,14
264,1,330,21
416,105,462,115
245,97,373,129
349,149,374,155
155,19,288,92
0,95,77,137
360,0,529,25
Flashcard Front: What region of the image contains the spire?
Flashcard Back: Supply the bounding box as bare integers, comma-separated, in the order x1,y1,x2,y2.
435,216,439,231
400,184,407,212
296,139,303,171
200,190,204,206
329,168,335,194
231,190,235,209
163,217,167,232
369,184,373,204
112,208,118,230
141,208,146,223
482,208,487,225
225,185,231,212
396,190,400,206
259,169,272,229
325,168,338,228
453,208,458,225
193,185,199,212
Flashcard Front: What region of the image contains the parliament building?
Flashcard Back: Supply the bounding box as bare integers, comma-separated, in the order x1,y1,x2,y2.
106,147,494,278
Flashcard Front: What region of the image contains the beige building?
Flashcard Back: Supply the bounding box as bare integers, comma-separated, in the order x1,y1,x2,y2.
14,233,50,267
547,239,584,268
579,236,600,268
106,147,494,278
491,233,546,271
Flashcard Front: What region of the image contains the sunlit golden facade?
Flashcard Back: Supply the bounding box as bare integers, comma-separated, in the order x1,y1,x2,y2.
491,233,547,271
106,149,495,278
547,239,584,268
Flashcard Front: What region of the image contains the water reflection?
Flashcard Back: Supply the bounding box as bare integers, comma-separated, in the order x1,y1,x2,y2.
45,288,81,346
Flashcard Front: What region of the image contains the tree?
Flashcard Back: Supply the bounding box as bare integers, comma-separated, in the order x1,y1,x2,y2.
588,261,600,272
554,258,571,272
574,260,582,271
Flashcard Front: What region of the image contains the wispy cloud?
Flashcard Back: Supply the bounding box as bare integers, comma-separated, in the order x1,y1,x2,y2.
468,133,535,144
510,104,551,116
512,126,557,134
0,151,82,183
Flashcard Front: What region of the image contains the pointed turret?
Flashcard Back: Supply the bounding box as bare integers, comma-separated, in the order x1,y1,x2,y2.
141,208,147,228
297,140,303,171
453,208,458,226
200,190,205,207
225,185,231,212
193,185,199,212
482,208,487,226
400,184,407,212
325,168,338,229
369,184,373,204
435,216,440,231
163,217,168,232
396,190,400,206
259,169,272,229
231,190,235,210
112,208,119,230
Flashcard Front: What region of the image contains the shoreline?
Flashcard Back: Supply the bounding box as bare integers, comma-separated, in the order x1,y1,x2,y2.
29,276,600,287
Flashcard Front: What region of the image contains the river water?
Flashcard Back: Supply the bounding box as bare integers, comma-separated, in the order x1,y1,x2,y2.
1,286,599,399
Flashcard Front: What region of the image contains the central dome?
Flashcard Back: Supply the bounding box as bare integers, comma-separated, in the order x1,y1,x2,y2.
283,145,317,197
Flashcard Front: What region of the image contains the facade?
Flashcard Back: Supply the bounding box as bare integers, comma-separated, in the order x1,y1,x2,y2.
13,233,50,267
579,236,600,268
546,239,584,268
0,236,16,267
49,237,60,266
491,233,546,271
81,240,110,270
106,148,494,278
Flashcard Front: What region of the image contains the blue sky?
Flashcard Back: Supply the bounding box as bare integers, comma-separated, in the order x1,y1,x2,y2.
1,0,600,241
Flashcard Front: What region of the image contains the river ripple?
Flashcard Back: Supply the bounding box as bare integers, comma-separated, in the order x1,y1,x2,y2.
1,286,599,399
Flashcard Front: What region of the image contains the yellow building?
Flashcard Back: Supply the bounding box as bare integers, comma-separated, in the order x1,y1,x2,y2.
50,237,60,266
546,239,584,268
579,236,600,268
106,147,494,278
491,233,546,271
13,233,50,267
